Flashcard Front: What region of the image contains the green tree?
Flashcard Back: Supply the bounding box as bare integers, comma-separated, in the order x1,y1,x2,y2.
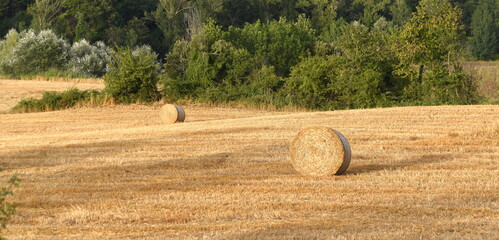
0,1,9,19
74,14,90,42
284,22,402,109
1,29,69,77
229,16,316,76
56,0,117,42
161,18,313,103
214,0,255,27
399,0,463,73
0,29,20,75
148,0,192,50
356,0,391,27
390,0,411,26
104,46,161,103
398,0,477,104
306,0,340,33
0,0,34,36
27,0,63,31
124,17,152,47
469,0,497,60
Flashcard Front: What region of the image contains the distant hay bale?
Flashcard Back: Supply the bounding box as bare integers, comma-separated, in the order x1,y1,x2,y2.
290,126,351,176
160,104,185,123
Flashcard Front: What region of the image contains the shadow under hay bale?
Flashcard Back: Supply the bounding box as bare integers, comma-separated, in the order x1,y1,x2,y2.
160,104,185,123
290,126,351,176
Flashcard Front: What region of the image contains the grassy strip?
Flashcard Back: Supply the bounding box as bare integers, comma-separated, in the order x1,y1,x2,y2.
12,88,106,113
462,61,499,104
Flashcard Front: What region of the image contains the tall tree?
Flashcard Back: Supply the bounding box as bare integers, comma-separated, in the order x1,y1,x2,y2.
390,0,411,26
398,0,476,104
469,0,497,60
0,0,34,36
399,0,463,67
308,0,340,32
356,0,391,27
57,0,117,42
27,0,64,31
74,13,90,42
0,1,9,19
148,0,192,50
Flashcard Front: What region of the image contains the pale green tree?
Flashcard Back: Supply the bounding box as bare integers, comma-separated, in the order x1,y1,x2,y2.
27,0,64,31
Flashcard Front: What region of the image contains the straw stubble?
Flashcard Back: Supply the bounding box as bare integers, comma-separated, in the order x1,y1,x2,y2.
290,126,351,176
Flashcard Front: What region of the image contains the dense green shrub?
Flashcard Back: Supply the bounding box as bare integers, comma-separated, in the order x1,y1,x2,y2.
104,46,160,103
228,16,316,76
161,17,314,104
161,21,256,102
282,22,404,110
402,64,480,105
242,65,283,105
68,39,110,78
282,55,342,109
12,88,103,113
0,29,69,77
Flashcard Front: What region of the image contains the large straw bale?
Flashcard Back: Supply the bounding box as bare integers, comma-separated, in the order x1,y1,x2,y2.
290,126,351,176
160,104,185,123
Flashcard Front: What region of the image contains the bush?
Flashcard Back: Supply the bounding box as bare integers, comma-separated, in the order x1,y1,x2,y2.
12,88,103,113
282,22,403,110
228,16,316,77
242,65,283,105
0,29,69,77
161,17,314,104
0,174,20,239
68,39,110,78
403,64,480,105
283,55,344,109
104,46,160,103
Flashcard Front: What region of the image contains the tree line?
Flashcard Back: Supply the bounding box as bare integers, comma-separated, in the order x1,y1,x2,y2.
1,0,496,110
1,0,497,60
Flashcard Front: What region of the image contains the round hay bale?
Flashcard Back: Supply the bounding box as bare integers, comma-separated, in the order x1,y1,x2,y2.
290,126,351,176
160,104,186,123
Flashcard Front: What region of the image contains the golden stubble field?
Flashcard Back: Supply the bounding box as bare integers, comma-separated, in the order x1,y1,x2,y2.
0,79,498,239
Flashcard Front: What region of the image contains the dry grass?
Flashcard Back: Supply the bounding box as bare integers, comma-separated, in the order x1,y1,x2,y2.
0,80,498,239
463,61,498,103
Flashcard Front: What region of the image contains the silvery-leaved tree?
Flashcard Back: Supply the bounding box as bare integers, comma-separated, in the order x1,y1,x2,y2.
68,39,110,78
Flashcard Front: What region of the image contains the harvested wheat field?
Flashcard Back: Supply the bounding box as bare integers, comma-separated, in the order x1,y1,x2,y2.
0,82,498,239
